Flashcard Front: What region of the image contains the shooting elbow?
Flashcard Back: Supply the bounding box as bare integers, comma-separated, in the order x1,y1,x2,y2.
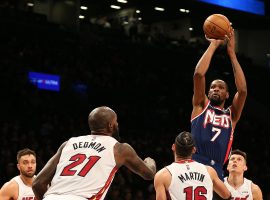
193,71,204,79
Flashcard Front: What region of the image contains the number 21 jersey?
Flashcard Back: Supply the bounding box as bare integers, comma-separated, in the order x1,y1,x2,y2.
44,135,118,200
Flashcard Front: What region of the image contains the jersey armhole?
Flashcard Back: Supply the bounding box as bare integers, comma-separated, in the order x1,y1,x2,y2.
191,100,210,121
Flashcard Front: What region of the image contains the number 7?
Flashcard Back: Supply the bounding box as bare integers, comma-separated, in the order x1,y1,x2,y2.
211,127,221,141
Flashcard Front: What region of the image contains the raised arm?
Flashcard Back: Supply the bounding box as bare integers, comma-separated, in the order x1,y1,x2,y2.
114,142,156,180
192,38,224,116
227,29,247,126
207,166,231,199
32,141,67,200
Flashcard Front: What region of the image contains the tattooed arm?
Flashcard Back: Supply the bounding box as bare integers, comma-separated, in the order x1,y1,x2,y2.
114,142,156,180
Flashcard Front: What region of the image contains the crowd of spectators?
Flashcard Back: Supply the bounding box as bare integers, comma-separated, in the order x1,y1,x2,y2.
0,7,270,199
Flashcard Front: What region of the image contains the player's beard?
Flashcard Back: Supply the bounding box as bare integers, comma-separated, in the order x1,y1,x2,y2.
21,170,35,178
112,126,120,141
210,97,223,106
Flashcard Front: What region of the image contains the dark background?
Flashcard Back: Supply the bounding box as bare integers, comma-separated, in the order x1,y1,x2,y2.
0,0,270,199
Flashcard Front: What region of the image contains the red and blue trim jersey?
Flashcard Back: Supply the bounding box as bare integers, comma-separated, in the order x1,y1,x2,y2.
191,101,234,175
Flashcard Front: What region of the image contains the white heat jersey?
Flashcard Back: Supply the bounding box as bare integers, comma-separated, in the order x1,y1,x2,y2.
224,177,253,200
166,160,213,200
44,135,118,200
12,175,36,200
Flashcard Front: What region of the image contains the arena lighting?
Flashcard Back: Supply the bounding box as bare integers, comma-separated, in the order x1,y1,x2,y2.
154,7,165,11
198,0,265,15
138,17,142,20
79,15,85,19
110,5,121,9
136,10,141,13
180,8,190,13
189,27,193,31
27,2,34,7
117,0,128,3
80,6,88,10
179,8,186,12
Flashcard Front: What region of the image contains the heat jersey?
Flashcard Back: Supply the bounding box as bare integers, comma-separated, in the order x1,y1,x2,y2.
224,177,253,200
191,101,234,179
166,160,213,200
44,135,118,200
12,175,36,200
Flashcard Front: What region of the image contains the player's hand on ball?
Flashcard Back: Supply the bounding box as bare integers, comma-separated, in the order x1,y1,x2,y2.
205,34,226,47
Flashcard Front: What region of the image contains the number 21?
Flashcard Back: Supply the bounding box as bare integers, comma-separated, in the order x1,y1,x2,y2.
60,153,101,177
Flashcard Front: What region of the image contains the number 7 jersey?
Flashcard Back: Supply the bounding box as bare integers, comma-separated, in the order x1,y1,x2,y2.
44,135,118,200
191,101,234,169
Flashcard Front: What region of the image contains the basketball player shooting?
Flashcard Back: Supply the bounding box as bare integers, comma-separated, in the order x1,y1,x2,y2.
191,27,247,180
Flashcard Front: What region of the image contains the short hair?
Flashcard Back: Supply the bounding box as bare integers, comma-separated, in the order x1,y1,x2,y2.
17,148,36,162
210,79,229,92
231,149,247,163
175,131,195,158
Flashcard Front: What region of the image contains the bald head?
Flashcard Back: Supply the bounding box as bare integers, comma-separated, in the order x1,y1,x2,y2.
88,106,117,133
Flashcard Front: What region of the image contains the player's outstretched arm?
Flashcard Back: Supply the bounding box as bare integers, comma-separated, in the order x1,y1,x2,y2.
32,141,67,200
114,142,156,180
207,166,231,199
0,181,18,200
154,168,171,200
252,183,263,200
192,38,224,114
227,29,247,125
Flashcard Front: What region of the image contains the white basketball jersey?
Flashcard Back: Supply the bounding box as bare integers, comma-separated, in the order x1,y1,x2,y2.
224,177,253,200
44,135,118,200
166,160,213,200
12,176,36,200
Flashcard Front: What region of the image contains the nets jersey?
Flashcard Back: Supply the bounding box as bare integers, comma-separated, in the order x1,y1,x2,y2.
166,160,213,200
12,176,36,200
191,101,234,177
44,135,118,200
224,177,253,200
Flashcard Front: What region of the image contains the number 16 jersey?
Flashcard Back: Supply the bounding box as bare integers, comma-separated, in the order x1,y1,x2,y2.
44,135,118,200
166,160,213,200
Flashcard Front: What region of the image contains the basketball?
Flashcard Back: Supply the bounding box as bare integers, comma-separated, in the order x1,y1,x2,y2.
203,14,231,40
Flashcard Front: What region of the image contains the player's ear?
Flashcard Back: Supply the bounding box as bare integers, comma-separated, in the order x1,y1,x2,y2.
172,144,176,152
192,146,196,154
108,121,113,132
207,90,211,98
17,163,20,171
226,92,229,99
244,165,248,171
